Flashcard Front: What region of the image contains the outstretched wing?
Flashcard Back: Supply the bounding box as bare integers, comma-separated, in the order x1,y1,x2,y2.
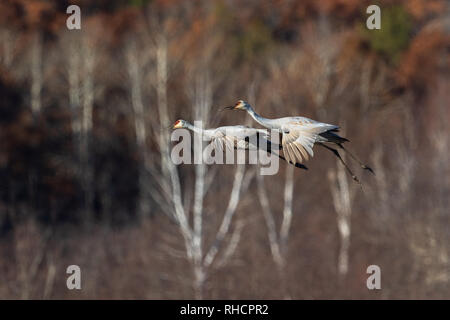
282,129,315,164
203,126,270,163
281,120,338,164
215,126,269,150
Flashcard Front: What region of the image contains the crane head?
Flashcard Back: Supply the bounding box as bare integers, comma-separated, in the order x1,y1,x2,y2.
172,119,185,129
225,100,249,111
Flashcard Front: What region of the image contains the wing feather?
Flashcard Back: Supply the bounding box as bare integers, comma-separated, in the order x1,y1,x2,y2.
293,141,309,161
281,127,317,164
204,127,274,162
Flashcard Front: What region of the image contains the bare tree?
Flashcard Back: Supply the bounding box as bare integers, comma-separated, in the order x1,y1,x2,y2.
126,39,153,217
67,33,82,137
0,27,15,69
256,166,295,267
255,62,297,286
295,21,347,118
157,66,251,297
30,32,43,115
328,153,355,277
255,164,295,299
60,29,98,222
154,107,251,297
130,7,253,296
13,219,50,299
79,33,96,221
409,80,449,290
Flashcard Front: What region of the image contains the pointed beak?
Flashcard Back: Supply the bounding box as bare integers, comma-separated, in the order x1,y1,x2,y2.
223,106,234,111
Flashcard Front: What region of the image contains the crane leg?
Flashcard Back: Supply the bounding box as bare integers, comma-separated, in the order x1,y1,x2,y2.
337,143,374,175
277,154,308,170
266,141,308,170
318,143,361,185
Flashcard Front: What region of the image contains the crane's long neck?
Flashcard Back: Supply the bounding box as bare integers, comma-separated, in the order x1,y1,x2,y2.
185,122,204,135
246,105,278,129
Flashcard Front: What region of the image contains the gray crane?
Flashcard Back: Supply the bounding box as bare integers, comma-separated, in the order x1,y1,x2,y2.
226,100,374,183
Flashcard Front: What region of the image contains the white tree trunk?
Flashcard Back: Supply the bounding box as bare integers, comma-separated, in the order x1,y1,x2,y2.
79,36,95,221
30,33,42,115
256,166,295,299
126,41,152,217
328,158,353,277
148,26,248,299
280,165,294,256
256,173,284,267
0,28,14,69
68,39,81,135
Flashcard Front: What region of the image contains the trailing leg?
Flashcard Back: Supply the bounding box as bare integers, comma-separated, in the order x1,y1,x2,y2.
318,143,361,185
337,143,374,174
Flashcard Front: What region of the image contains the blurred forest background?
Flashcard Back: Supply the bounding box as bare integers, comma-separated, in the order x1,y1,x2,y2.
0,0,449,299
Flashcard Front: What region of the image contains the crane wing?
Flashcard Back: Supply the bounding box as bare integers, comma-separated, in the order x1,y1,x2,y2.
215,127,269,151
281,129,316,164
203,127,270,163
281,121,338,164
